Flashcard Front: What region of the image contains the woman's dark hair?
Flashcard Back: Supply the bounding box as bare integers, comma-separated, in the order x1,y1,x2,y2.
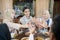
23,7,30,12
51,15,60,40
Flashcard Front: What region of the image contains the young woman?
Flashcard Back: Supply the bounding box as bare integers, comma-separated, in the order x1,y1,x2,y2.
42,10,52,27
19,7,32,25
35,10,52,35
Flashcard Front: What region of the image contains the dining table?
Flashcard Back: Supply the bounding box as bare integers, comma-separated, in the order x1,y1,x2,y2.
13,28,50,40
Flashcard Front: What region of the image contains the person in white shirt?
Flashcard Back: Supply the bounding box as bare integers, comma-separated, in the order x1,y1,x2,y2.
37,10,52,28
19,7,32,25
3,9,29,32
41,10,52,27
36,10,52,35
19,7,37,40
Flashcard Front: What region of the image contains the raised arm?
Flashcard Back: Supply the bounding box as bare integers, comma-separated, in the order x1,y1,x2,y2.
3,19,29,30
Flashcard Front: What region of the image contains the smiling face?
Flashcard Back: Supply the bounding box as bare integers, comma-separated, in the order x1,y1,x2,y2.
24,9,30,17
42,10,50,20
42,13,47,19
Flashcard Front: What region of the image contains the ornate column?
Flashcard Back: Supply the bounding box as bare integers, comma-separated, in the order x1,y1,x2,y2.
2,0,13,19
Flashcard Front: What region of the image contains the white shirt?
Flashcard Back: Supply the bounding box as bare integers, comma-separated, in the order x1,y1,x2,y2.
37,18,52,27
48,18,52,27
19,16,32,25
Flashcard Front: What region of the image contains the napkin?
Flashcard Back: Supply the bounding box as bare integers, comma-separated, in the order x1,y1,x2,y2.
29,34,34,40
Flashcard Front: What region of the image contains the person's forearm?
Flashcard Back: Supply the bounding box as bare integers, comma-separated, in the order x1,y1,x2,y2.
20,24,29,28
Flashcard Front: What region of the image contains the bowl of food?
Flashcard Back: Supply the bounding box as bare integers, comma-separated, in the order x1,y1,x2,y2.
21,37,28,40
35,36,44,40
